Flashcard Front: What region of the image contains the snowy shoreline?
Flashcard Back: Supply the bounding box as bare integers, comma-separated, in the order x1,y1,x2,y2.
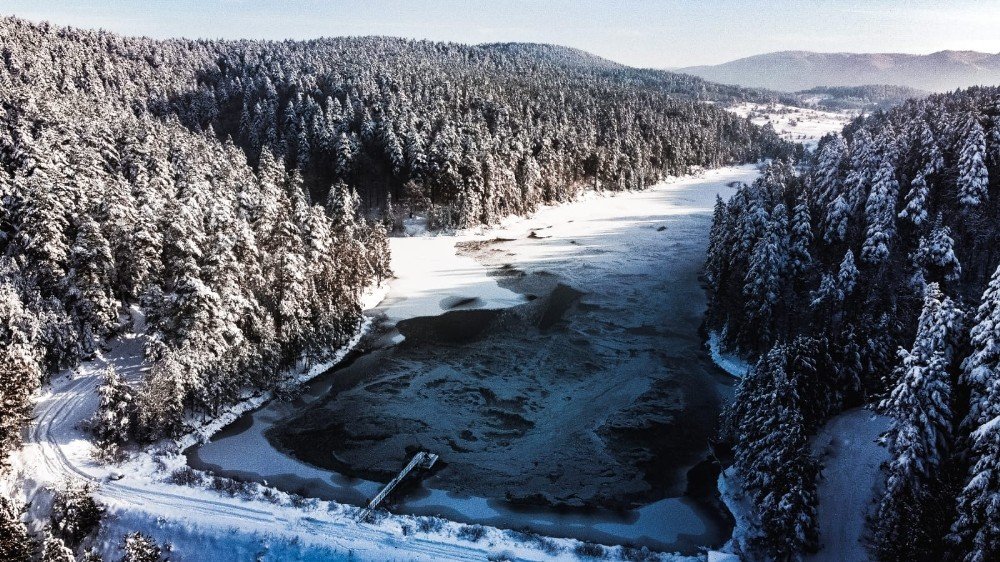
706,330,751,380
173,283,390,453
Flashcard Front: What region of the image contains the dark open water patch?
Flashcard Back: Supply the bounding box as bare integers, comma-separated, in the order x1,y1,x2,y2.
537,283,584,330
396,307,504,344
440,295,482,310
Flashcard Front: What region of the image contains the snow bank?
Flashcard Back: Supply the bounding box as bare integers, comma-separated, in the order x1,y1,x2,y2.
174,315,377,452
716,467,757,558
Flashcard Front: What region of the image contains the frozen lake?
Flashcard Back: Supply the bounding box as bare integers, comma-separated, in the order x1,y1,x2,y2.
187,166,759,553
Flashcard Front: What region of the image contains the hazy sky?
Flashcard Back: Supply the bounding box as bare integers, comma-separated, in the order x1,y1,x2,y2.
5,0,1000,68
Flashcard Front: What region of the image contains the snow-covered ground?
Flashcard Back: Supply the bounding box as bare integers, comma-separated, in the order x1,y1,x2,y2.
806,409,890,562
378,235,525,323
727,103,854,149
9,168,765,561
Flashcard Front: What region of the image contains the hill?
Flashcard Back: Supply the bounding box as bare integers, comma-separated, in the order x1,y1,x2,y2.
680,50,1000,92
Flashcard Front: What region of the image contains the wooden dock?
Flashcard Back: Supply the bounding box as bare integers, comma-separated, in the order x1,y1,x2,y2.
357,451,438,520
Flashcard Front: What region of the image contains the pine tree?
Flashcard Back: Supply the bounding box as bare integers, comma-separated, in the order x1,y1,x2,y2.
861,155,899,265
845,128,876,211
705,194,729,291
68,215,120,349
51,481,104,547
823,193,851,243
42,533,75,562
957,116,989,209
0,497,34,561
961,262,1000,430
120,532,165,562
899,172,930,226
952,418,1000,562
0,282,43,469
14,158,72,292
814,134,846,212
92,366,134,453
837,249,859,298
732,342,819,560
918,119,945,176
874,284,962,560
743,204,787,341
789,195,813,278
334,132,355,180
911,220,962,287
951,262,1000,561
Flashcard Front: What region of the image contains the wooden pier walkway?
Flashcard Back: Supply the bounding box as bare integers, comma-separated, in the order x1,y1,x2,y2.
357,451,438,520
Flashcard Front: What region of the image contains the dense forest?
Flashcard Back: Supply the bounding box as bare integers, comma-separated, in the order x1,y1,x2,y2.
795,84,930,111
0,16,792,558
706,86,1000,560
156,38,795,225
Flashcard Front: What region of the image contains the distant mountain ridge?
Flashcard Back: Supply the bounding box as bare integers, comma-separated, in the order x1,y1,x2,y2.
679,50,1000,92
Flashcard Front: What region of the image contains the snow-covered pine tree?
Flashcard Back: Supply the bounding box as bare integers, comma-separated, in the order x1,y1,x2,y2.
92,366,134,455
42,533,75,562
50,481,103,547
813,134,847,212
743,203,787,343
789,195,813,278
874,283,962,560
861,155,900,265
957,116,989,209
823,193,851,244
918,119,945,177
0,281,43,469
731,341,819,560
837,249,859,298
0,497,33,561
951,262,1000,561
68,215,120,350
952,417,1000,562
961,262,1000,431
120,532,165,562
911,219,962,287
705,194,729,292
334,132,356,180
899,172,930,226
844,128,876,212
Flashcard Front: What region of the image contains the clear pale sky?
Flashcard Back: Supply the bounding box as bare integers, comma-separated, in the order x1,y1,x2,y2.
4,0,1000,68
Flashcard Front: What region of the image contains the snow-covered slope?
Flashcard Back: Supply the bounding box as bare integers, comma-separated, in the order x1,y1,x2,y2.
680,50,1000,93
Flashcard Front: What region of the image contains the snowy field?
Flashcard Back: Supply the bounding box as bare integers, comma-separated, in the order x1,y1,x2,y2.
7,167,765,561
727,102,854,149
